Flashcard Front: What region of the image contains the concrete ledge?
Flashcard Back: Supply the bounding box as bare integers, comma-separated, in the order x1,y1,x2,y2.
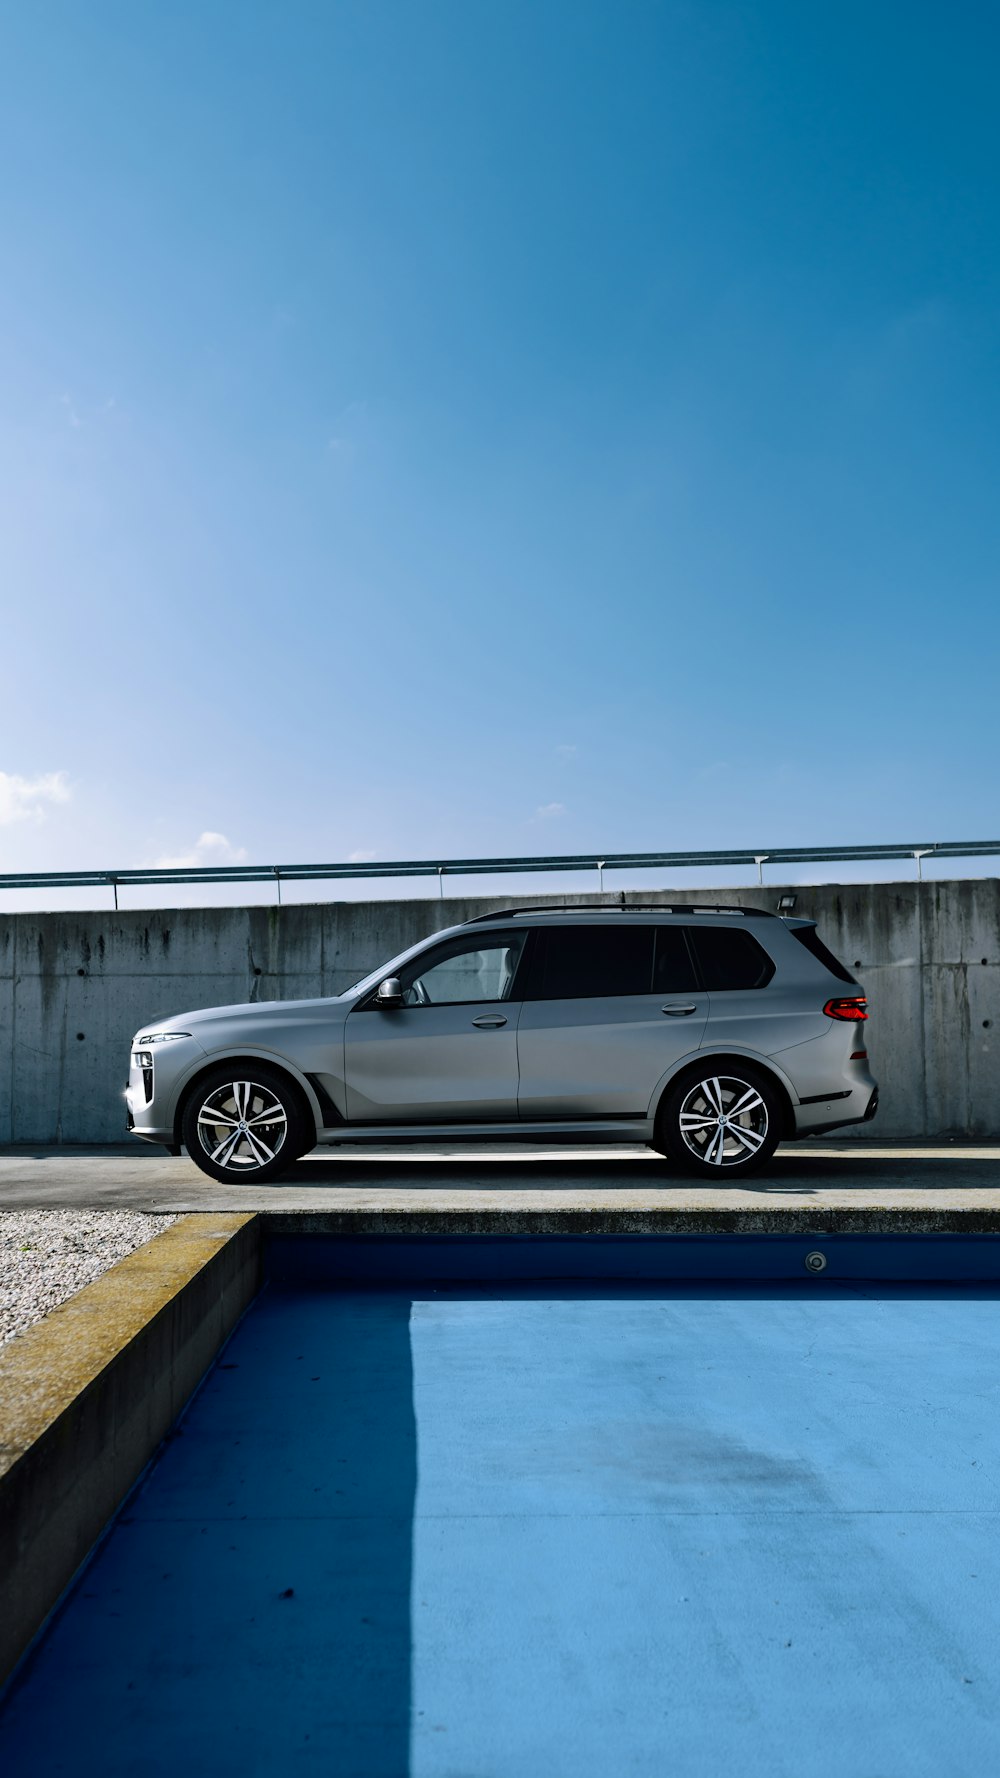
260,1202,1000,1236
0,1213,260,1685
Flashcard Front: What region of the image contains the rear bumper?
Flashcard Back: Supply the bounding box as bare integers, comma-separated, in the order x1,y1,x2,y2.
793,1082,878,1138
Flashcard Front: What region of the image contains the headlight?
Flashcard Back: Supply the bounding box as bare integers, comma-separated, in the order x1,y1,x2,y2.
131,1032,191,1070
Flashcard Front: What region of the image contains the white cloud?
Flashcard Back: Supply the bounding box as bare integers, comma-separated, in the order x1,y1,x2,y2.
555,743,577,759
532,802,567,821
152,831,248,869
0,771,71,826
348,848,377,863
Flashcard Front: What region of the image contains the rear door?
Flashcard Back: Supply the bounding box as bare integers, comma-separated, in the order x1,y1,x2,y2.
516,923,708,1118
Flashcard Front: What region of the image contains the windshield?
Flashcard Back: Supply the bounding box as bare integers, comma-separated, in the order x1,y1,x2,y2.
339,924,466,999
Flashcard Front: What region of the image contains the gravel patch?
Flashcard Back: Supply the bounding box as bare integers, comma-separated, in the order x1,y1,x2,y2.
0,1211,179,1346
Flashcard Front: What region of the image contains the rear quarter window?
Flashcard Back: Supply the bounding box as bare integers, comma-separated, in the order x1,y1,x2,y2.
788,925,858,985
687,927,775,991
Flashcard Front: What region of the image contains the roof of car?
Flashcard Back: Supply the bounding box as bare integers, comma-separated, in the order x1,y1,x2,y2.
461,903,781,926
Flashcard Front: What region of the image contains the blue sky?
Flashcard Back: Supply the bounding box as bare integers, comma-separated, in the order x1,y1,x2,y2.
1,1,998,906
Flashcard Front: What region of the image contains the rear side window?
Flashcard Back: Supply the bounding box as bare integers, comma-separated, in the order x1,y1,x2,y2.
687,927,774,991
789,925,858,985
532,926,654,999
651,927,700,994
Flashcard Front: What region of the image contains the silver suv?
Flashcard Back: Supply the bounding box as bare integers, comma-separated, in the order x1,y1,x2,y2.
126,906,878,1183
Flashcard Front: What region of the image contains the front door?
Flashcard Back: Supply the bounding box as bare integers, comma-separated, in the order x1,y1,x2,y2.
344,930,528,1122
516,923,708,1118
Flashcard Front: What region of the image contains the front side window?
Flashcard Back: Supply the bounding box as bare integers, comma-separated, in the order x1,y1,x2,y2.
400,934,527,1006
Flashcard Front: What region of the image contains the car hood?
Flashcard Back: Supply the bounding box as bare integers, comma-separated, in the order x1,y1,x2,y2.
136,994,354,1038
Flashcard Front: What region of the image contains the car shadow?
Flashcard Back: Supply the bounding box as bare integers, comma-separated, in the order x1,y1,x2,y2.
283,1150,1000,1194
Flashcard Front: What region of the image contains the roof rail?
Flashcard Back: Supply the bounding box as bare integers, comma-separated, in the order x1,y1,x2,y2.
462,903,776,925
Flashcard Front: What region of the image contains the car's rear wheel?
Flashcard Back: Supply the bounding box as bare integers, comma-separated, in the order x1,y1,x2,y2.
181,1065,309,1184
657,1065,781,1178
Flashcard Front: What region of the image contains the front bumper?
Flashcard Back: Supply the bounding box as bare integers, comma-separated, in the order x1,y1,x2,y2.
125,1036,202,1145
125,1082,175,1144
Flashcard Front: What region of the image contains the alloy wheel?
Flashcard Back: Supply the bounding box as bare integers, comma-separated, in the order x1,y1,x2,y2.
677,1074,769,1168
195,1079,289,1172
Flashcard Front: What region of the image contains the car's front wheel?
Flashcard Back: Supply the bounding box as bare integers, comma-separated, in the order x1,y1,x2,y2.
181,1065,309,1184
657,1065,781,1178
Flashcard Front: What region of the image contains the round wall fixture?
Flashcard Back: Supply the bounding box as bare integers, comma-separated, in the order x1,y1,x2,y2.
804,1250,827,1273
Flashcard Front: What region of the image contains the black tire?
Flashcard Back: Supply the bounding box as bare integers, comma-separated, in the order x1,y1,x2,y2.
657,1064,781,1179
181,1064,310,1185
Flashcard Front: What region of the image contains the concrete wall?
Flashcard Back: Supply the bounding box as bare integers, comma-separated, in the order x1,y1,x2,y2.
1,880,998,1144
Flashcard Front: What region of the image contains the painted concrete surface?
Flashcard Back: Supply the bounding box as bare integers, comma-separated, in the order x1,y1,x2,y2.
1,1143,1000,1221
0,1215,258,1685
3,1271,1000,1775
2,877,1000,1143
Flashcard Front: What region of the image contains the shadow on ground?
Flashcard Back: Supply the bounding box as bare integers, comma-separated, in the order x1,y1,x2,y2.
281,1150,1000,1194
0,1288,417,1776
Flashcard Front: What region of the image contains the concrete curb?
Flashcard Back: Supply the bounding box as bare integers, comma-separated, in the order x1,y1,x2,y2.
260,1204,1000,1235
0,1212,260,1686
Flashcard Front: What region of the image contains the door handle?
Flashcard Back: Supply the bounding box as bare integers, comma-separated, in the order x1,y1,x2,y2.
472,1014,507,1028
661,1003,697,1016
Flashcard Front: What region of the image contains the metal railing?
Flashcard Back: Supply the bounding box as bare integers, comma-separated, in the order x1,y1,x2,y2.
1,840,998,909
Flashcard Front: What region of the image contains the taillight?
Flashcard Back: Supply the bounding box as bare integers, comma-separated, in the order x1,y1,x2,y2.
824,996,868,1021
850,1049,868,1060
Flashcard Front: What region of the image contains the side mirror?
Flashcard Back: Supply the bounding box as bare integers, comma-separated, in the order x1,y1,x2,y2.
376,977,403,1008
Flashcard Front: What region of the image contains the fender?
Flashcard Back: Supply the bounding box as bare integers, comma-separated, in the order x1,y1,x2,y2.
169,1046,324,1142
646,1044,801,1121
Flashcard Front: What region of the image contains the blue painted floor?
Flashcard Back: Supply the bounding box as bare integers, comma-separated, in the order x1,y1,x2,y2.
4,1275,1000,1775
